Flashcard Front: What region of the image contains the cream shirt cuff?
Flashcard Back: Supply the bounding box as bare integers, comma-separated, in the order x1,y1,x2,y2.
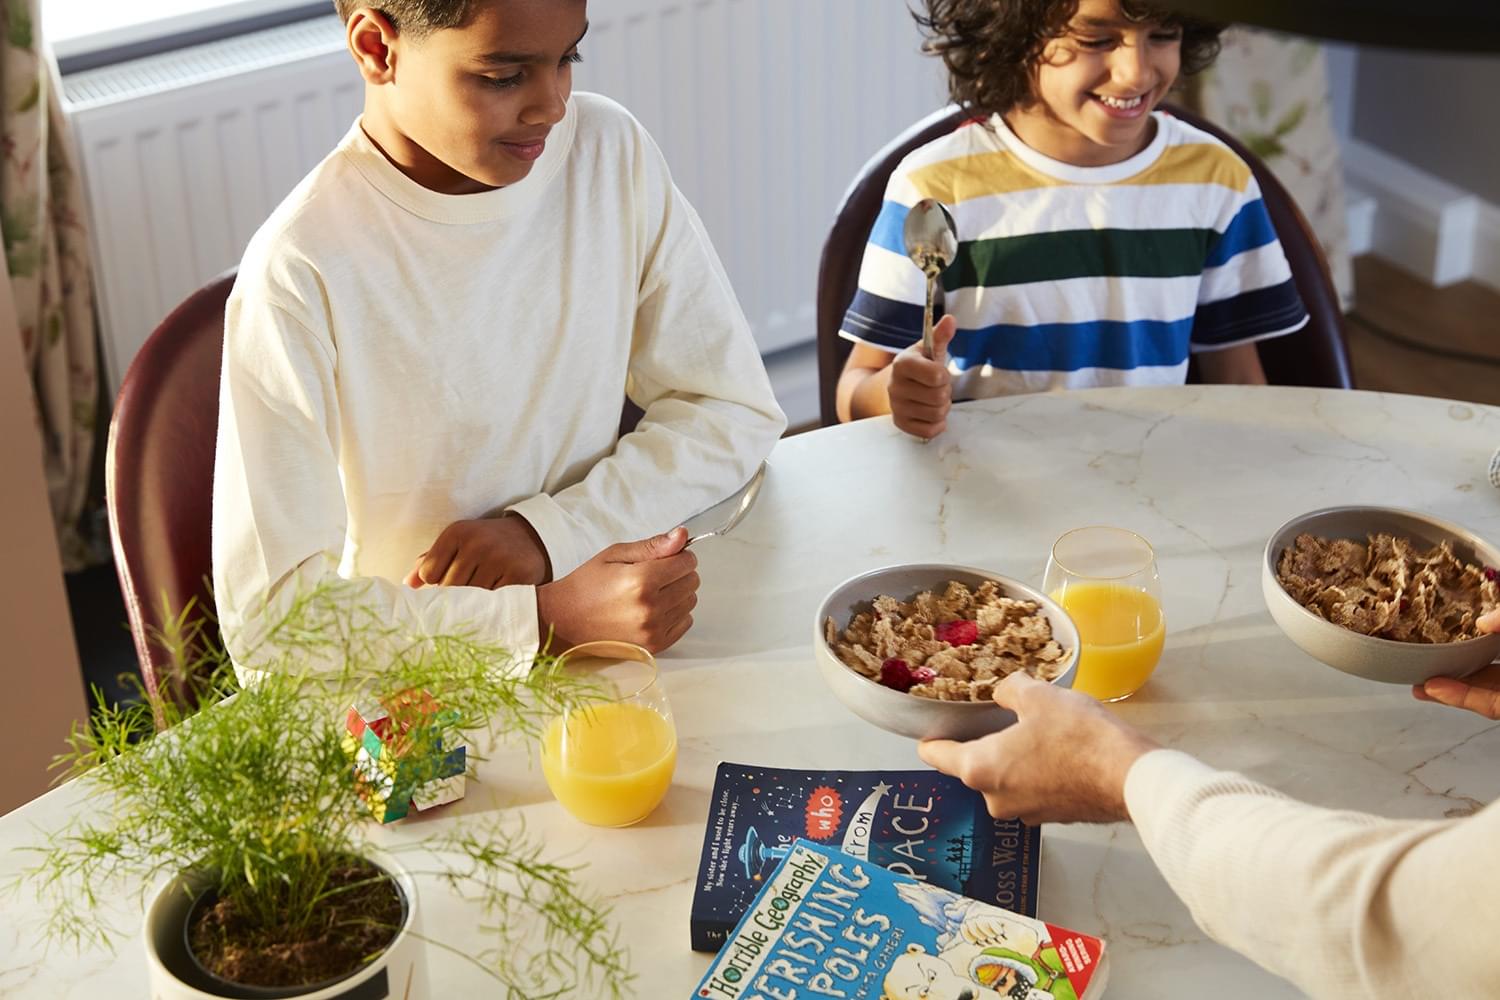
505,493,583,581
487,583,542,677
1122,748,1220,826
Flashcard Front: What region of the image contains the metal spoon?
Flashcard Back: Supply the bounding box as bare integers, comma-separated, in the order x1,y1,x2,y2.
902,198,958,361
684,461,768,546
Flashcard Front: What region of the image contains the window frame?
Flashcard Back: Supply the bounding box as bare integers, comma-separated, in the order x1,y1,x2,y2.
50,0,330,74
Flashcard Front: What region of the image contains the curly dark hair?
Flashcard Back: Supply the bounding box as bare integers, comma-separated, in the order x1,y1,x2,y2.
331,0,476,36
916,0,1224,118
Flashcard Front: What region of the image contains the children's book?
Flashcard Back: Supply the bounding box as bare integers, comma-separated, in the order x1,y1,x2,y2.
693,839,1107,1000
691,763,1040,953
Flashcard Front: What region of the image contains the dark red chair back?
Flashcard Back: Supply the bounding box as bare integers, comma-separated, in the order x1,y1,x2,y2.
106,270,234,704
1167,104,1353,391
815,104,1353,426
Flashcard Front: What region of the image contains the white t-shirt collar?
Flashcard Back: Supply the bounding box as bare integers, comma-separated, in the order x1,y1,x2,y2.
341,97,578,225
987,109,1171,184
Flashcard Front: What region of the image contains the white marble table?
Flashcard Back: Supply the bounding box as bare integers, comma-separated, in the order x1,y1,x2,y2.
4,386,1499,998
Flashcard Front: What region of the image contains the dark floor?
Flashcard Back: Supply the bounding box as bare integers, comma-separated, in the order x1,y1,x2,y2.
1345,256,1500,405
66,560,141,708
68,255,1498,706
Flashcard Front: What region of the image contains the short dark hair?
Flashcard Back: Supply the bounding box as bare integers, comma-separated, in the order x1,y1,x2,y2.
331,0,477,36
915,0,1224,118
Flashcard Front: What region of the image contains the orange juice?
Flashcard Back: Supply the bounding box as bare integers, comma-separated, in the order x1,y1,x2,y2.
540,701,677,827
1053,582,1165,702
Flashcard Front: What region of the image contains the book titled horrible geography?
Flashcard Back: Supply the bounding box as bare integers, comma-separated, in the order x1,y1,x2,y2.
690,763,1040,953
692,839,1107,1000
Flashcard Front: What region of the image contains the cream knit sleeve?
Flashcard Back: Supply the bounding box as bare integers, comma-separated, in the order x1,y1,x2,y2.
212,285,540,679
1123,749,1500,999
504,127,786,577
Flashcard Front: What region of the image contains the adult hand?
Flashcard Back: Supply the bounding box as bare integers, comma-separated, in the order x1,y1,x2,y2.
1412,608,1500,719
536,527,698,653
918,672,1160,825
888,315,957,440
404,514,551,589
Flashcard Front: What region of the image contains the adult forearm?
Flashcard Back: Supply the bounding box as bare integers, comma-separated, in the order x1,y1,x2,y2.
1124,750,1500,999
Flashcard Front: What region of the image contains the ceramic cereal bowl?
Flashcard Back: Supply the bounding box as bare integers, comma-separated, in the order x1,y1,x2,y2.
813,564,1078,741
1262,506,1500,685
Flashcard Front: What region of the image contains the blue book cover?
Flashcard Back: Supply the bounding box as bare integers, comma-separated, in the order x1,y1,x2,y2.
690,763,1040,953
692,839,1108,1000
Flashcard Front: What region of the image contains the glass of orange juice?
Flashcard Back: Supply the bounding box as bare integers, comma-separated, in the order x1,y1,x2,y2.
1043,526,1165,702
540,641,677,827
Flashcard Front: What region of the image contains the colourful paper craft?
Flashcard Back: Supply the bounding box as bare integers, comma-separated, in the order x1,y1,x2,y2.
342,690,466,823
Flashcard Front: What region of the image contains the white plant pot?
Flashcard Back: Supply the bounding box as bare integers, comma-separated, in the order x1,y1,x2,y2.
143,851,429,999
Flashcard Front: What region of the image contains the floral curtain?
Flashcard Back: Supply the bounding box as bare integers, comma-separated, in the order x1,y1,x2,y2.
2,0,99,571
1182,28,1355,310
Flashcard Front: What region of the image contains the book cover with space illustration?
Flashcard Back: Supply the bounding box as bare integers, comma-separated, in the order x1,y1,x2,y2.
693,840,1106,1000
690,762,1039,952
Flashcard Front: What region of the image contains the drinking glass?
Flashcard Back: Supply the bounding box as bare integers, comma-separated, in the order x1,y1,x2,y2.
539,641,677,827
1043,527,1165,702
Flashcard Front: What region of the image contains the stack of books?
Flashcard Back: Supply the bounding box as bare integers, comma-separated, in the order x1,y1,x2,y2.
688,762,1107,999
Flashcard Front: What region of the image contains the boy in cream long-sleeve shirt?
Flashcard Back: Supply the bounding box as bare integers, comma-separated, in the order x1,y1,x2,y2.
920,609,1500,1000
213,0,785,671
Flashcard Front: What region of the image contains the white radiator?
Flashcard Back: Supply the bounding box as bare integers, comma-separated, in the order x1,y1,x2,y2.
62,2,947,410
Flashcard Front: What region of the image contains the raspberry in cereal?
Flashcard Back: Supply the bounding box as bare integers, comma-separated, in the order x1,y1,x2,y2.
934,620,979,647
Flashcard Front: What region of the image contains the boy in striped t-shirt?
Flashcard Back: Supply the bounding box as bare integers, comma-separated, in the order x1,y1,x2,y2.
837,0,1309,439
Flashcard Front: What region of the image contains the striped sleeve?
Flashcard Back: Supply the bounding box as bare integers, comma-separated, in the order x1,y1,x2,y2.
1190,174,1308,352
840,166,930,354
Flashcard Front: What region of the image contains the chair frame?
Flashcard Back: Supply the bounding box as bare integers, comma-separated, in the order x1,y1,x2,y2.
106,270,235,705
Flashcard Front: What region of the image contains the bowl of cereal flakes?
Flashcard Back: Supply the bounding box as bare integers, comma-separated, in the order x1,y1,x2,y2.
1263,506,1500,685
815,564,1079,741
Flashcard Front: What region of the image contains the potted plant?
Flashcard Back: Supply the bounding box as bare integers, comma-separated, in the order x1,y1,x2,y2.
17,581,632,999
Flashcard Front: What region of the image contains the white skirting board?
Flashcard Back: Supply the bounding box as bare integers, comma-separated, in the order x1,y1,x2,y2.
1344,188,1376,259
1344,136,1500,294
1474,202,1500,297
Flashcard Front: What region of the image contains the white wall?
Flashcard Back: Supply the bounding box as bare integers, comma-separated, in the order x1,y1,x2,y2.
1323,42,1358,139
1327,42,1500,293
1351,48,1500,206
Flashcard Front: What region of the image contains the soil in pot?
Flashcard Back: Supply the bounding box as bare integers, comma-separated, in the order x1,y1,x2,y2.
187,859,405,991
